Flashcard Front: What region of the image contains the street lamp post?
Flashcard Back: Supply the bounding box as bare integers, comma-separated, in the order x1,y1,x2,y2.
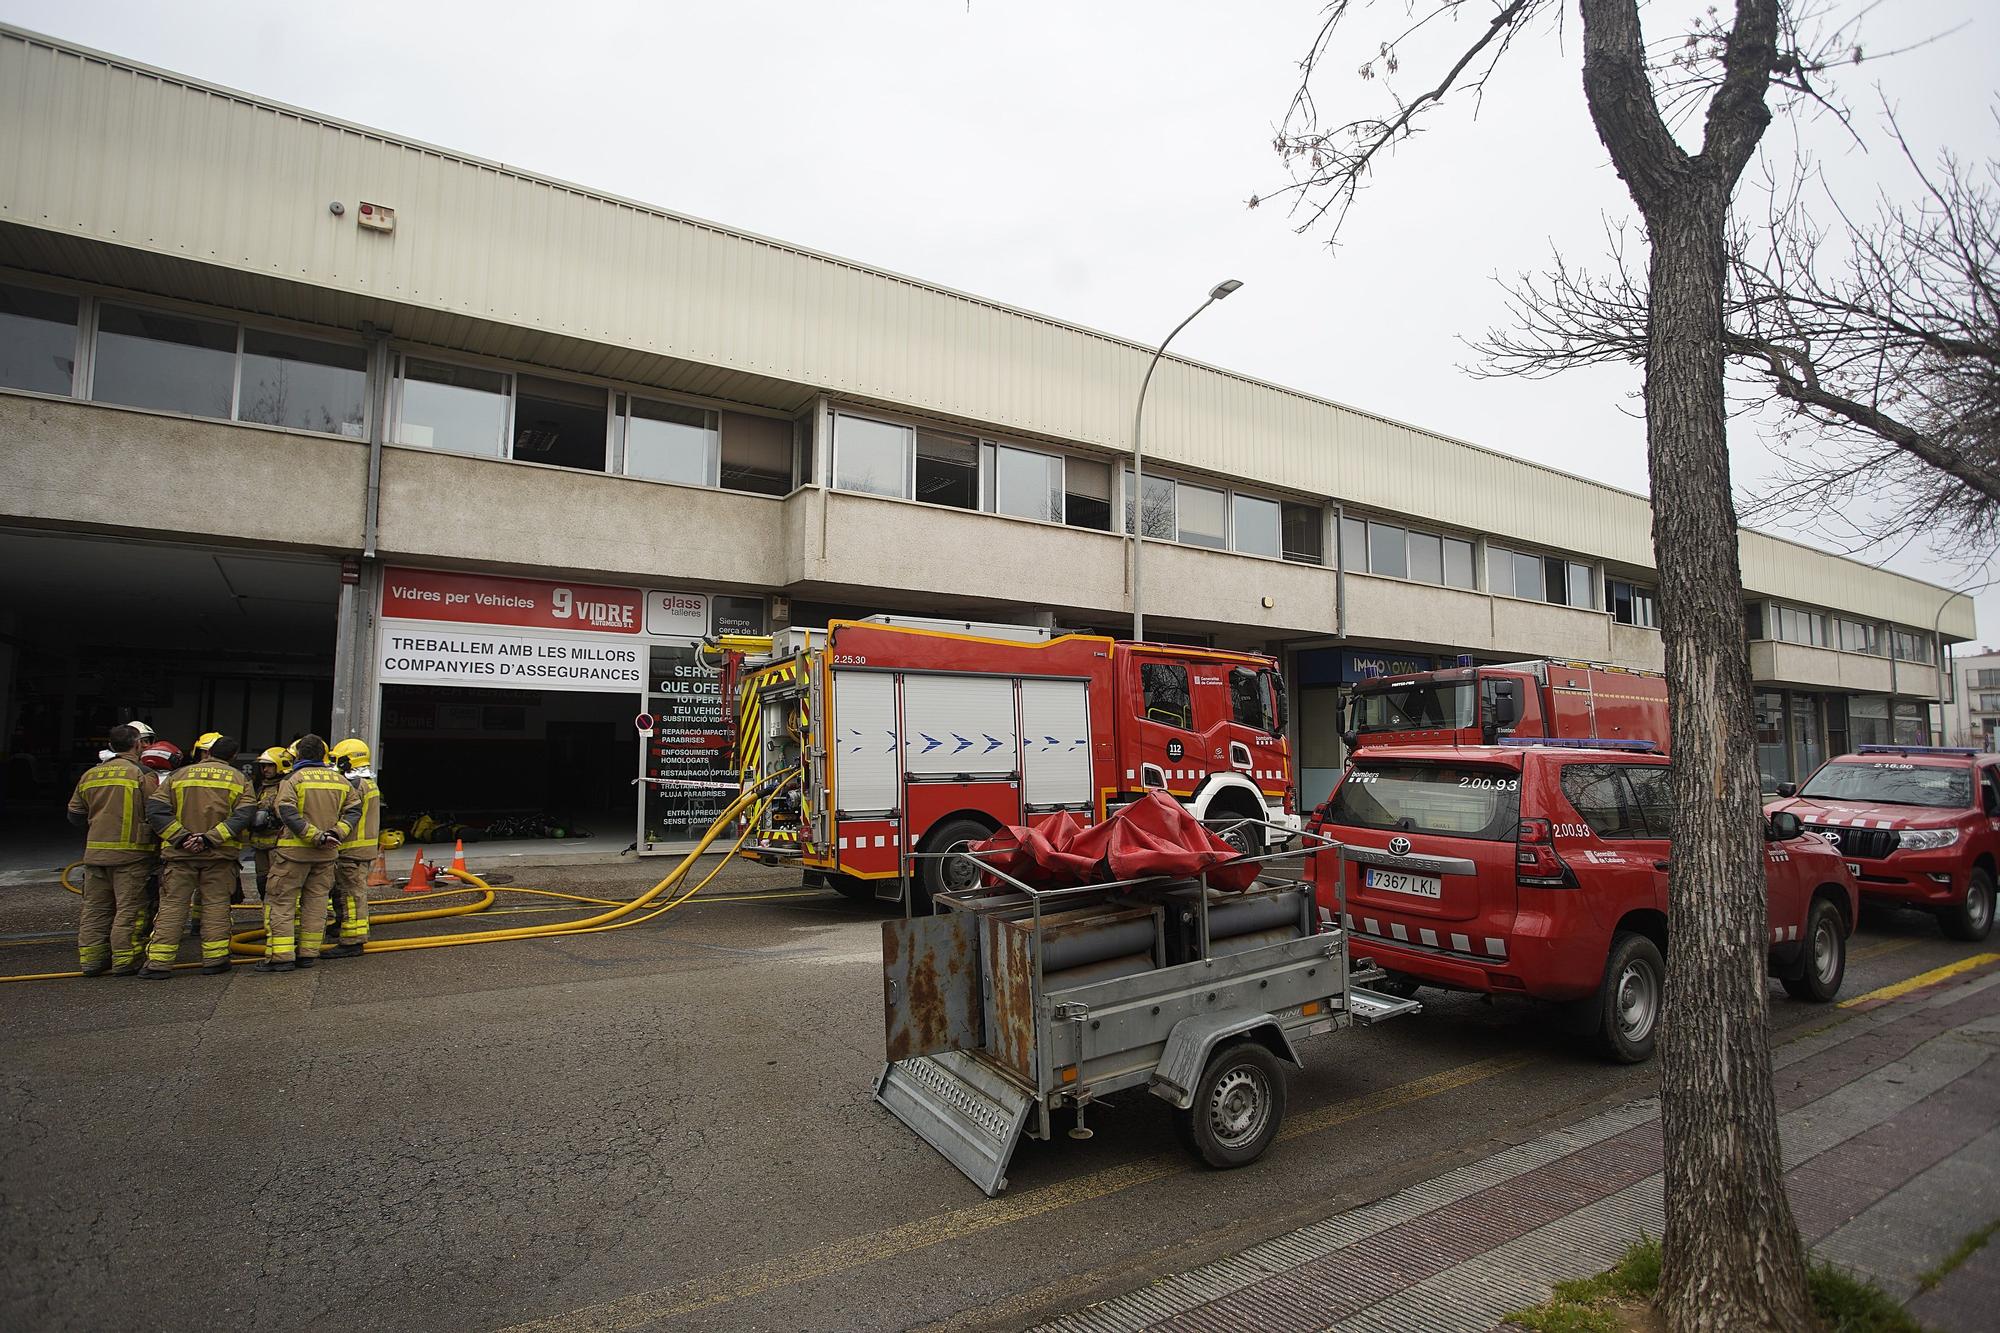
1130,279,1242,643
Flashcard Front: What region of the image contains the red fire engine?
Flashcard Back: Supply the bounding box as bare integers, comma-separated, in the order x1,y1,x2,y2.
1345,658,1670,754
731,617,1296,906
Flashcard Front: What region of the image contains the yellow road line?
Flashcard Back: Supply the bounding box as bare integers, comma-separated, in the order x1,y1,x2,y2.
496,1055,1527,1332
1839,953,2000,1008
1848,939,1916,964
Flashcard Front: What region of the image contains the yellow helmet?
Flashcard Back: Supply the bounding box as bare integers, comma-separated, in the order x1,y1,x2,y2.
329,737,372,772
257,746,291,774
193,730,223,756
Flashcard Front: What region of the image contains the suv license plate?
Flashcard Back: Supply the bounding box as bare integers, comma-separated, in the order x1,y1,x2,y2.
1364,867,1440,899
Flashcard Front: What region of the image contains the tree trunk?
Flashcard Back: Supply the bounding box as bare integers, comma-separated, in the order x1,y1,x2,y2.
1645,190,1816,1333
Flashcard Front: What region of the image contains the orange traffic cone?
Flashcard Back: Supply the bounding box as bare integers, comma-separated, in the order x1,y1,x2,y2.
450,839,468,875
403,852,435,894
367,853,391,889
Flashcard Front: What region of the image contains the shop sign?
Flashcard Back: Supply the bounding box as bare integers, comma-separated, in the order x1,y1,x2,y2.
645,589,710,637
377,625,645,693
1341,650,1435,683
382,567,642,635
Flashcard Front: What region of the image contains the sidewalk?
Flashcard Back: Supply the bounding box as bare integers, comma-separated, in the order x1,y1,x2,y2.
1041,960,2000,1333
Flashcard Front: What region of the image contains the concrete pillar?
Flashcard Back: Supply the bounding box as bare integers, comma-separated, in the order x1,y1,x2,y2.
329,560,381,754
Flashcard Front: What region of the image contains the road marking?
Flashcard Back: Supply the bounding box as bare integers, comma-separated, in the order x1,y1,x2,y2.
1839,953,2000,1008
1848,939,1916,963
495,1055,1528,1332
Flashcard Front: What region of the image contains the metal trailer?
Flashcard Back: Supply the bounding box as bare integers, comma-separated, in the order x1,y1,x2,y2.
875,830,1417,1195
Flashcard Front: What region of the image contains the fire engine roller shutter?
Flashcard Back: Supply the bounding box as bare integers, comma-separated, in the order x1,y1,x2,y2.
834,670,900,814
1020,678,1091,807
903,674,1019,778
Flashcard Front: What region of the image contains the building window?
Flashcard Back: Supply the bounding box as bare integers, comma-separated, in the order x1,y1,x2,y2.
92,303,237,420
1489,545,1593,607
1837,619,1881,655
0,282,79,396
1233,493,1282,559
1564,561,1596,610
1344,516,1473,588
1065,457,1112,531
1745,603,1766,641
1608,579,1659,628
1442,536,1474,589
1755,691,1788,790
1366,521,1408,578
720,413,795,496
397,359,510,457
1123,470,1177,539
513,375,608,471
1849,695,1891,748
989,443,1062,523
1774,605,1830,648
238,329,367,437
1977,669,2000,689
1283,503,1324,566
1892,699,1927,743
833,414,909,498
914,429,978,509
623,397,716,486
1177,483,1228,550
1979,694,2000,712
1407,530,1443,584
1891,629,1934,664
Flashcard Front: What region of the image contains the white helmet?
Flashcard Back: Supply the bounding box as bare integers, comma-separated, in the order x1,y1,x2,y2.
124,720,156,740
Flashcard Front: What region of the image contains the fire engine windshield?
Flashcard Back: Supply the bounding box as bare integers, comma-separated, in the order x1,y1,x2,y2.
1799,761,1972,808
1349,683,1476,735
1321,761,1521,841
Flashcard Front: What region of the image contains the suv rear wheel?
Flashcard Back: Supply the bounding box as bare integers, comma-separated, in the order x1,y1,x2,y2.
1940,867,1995,943
1594,931,1665,1064
1781,897,1847,1003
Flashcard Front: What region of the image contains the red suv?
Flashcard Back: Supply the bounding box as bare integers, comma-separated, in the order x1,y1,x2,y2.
1308,740,1858,1062
1766,745,1999,942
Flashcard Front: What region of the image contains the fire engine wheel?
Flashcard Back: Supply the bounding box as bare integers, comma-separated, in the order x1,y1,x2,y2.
1940,867,1995,942
917,818,995,904
1782,897,1847,1003
1174,1040,1288,1170
1593,931,1664,1065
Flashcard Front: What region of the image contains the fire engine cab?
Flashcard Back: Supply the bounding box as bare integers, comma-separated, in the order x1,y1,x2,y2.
730,616,1296,906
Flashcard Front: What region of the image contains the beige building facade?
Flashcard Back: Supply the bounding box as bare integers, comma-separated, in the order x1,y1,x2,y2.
0,26,1975,844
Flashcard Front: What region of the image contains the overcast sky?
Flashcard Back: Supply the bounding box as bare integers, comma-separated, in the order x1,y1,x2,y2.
8,0,1996,642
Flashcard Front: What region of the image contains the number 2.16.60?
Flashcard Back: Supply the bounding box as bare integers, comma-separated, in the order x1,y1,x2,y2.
1457,776,1518,791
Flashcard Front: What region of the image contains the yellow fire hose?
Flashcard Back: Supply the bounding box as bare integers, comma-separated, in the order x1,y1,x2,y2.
4,772,798,983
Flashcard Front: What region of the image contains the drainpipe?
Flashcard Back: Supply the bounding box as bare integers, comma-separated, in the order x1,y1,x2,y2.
1332,501,1346,640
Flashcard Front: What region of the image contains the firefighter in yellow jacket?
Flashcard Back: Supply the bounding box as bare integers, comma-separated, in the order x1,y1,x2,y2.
248,747,289,900
325,738,381,958
262,734,360,973
142,734,256,978
65,723,160,976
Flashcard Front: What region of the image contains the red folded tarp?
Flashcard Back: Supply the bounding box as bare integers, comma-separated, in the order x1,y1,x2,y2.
967,790,1260,893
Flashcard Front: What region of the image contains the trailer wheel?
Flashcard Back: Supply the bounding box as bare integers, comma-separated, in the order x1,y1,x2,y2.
917,817,994,906
1174,1040,1288,1170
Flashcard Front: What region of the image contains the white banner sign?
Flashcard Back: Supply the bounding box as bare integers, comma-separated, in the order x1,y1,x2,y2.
378,624,645,693
645,589,710,637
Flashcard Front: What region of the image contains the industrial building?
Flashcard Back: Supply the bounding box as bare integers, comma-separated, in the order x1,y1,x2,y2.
0,25,1975,856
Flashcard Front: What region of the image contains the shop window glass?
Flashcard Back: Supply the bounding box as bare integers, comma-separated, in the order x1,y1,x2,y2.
914,430,977,509
512,375,607,471
1825,695,1849,758
993,444,1061,523
1443,538,1475,589
1141,662,1192,730
1369,522,1408,578
1849,695,1891,748
238,329,367,437
1341,516,1369,572
399,359,509,457
1064,457,1112,531
1407,531,1443,585
93,303,235,419
0,283,78,395
1178,483,1227,550
721,412,794,495
625,398,716,485
1892,700,1927,744
1233,493,1282,557
1560,764,1648,839
1790,693,1823,777
1123,470,1176,539
713,595,767,636
834,415,909,497
1282,502,1323,565
1754,691,1788,792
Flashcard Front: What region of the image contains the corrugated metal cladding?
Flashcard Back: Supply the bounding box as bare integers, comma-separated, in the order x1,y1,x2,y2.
0,27,1971,637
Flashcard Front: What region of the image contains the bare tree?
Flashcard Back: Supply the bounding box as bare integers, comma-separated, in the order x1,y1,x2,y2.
1474,112,2000,567
1267,3,1885,1328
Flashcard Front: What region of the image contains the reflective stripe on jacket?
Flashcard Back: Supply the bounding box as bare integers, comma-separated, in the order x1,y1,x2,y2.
68,757,156,864
337,776,383,859
148,759,255,860
275,764,361,862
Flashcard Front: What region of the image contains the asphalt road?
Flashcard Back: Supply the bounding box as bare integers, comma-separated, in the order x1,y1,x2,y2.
0,856,1990,1333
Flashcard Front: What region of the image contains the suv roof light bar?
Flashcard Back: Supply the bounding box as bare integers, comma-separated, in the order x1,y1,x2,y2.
1496,737,1659,752
1855,744,1978,757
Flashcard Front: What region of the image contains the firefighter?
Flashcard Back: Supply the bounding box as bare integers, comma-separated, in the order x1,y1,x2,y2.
141,735,255,978
325,738,381,958
189,730,221,763
132,737,183,945
261,734,359,973
65,724,159,976
248,747,289,901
